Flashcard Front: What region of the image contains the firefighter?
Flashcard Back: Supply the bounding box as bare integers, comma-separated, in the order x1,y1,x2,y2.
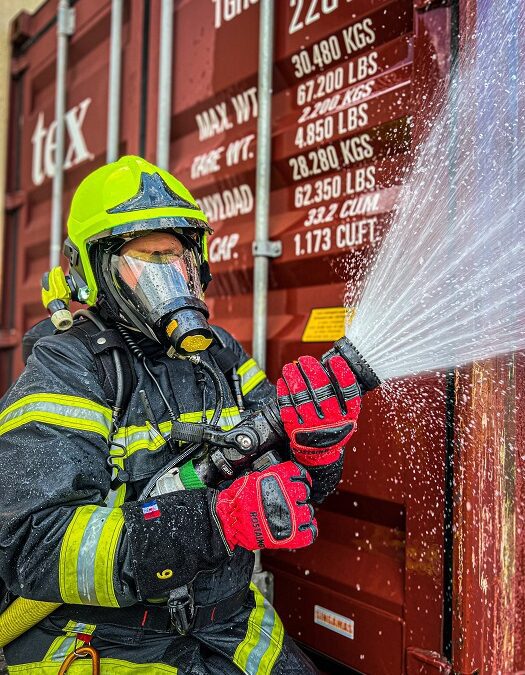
0,156,361,674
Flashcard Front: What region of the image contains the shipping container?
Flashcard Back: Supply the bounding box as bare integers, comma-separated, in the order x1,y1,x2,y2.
0,1,523,673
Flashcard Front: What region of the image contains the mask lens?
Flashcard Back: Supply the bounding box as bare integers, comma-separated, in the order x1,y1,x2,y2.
110,234,204,322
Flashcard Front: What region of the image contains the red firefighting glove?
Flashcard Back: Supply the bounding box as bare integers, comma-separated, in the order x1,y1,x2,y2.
215,461,317,551
277,355,361,467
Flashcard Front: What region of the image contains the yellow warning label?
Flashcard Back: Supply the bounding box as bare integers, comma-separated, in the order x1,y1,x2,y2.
301,307,355,343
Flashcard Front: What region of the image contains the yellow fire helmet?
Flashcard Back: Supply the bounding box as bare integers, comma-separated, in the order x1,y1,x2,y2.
63,155,212,307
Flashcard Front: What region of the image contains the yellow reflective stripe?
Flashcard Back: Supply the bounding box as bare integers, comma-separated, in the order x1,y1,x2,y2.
179,406,241,426
112,420,172,457
112,409,242,460
237,358,257,377
234,584,284,675
0,411,110,440
8,659,178,673
0,393,112,423
234,585,265,671
242,371,267,396
63,621,96,635
59,505,124,607
43,619,97,661
237,359,267,396
113,420,172,442
0,394,112,440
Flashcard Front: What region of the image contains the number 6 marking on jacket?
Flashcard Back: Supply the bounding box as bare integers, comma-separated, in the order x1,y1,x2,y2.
156,569,173,580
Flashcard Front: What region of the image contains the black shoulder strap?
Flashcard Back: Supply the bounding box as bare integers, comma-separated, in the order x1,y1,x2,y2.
209,328,240,374
209,328,244,409
68,320,135,414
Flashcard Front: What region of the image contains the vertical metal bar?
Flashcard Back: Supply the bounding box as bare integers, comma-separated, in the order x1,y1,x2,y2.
50,0,74,268
251,0,275,371
251,0,275,588
139,0,151,157
107,0,124,163
442,0,460,660
156,0,174,169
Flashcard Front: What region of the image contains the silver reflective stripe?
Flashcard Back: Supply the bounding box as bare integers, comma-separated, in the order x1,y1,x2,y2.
50,636,76,662
77,508,113,605
245,601,277,673
105,481,126,508
217,408,242,428
113,409,244,461
112,421,170,456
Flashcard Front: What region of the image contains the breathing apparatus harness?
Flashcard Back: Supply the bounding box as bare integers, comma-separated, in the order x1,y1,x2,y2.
62,308,285,635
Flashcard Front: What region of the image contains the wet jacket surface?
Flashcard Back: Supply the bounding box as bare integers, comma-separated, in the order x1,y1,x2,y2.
0,323,276,613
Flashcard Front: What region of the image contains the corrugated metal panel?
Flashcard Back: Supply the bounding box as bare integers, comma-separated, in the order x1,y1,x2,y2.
1,1,523,673
0,0,146,389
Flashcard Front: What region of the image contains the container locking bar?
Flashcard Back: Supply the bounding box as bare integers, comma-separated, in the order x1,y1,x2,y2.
252,240,282,259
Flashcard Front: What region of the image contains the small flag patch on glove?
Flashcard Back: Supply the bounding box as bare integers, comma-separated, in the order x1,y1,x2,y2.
142,500,161,520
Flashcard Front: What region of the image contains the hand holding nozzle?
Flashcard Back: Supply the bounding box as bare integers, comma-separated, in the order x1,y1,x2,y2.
277,354,361,467
169,338,380,483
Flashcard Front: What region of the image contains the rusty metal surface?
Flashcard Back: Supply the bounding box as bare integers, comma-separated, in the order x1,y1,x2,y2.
453,357,525,674
448,1,525,672
406,647,452,674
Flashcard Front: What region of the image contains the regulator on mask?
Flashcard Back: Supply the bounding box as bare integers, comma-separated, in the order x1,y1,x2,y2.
99,231,214,357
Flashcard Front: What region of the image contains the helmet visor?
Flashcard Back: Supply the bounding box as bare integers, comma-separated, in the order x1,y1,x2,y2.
110,233,204,325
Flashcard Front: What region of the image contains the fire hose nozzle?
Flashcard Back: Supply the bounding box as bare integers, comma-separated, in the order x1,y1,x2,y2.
322,337,381,394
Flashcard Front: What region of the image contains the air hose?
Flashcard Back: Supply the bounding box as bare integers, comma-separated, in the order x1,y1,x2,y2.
138,353,226,500
0,598,61,648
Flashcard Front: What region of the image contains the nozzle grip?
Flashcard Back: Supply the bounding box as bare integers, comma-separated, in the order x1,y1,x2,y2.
322,337,381,393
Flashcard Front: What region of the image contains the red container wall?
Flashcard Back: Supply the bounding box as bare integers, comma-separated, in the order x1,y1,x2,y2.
0,1,452,672
2,2,523,674
0,0,149,389
152,7,453,669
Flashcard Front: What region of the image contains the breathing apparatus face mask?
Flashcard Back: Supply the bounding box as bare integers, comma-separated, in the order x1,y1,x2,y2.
103,231,214,356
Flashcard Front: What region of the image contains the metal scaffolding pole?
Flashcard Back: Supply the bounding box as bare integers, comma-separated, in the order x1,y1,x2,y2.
157,0,174,169
251,0,280,601
50,0,75,267
107,0,123,163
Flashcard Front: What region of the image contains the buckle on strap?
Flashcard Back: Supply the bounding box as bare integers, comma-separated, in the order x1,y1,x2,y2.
168,586,195,635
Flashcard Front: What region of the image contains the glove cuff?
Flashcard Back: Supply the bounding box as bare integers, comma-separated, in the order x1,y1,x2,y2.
215,492,239,551
293,446,342,466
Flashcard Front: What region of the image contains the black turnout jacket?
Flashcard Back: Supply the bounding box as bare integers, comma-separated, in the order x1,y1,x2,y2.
0,323,276,615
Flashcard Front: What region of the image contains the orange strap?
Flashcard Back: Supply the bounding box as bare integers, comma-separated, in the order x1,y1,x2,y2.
57,645,100,675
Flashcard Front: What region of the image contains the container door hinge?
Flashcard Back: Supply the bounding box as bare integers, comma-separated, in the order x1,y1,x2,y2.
252,240,282,258
406,648,453,674
58,4,76,37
